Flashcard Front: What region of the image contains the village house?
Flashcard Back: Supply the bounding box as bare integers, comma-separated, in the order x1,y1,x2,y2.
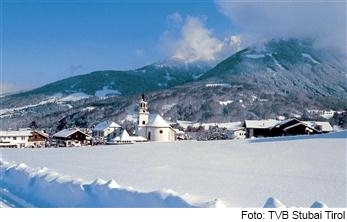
136,94,176,142
270,119,320,137
303,121,333,133
28,130,49,148
0,130,32,148
243,118,333,138
92,120,122,142
243,119,280,138
53,128,91,147
233,128,247,139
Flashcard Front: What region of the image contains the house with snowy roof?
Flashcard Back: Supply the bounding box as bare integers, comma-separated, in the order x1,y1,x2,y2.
243,119,280,138
243,118,332,138
0,130,32,148
270,119,320,137
53,128,91,147
28,130,49,148
92,120,122,142
136,94,176,142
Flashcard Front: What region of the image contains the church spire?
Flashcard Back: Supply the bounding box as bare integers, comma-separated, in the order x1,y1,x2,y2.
137,94,149,137
139,94,148,114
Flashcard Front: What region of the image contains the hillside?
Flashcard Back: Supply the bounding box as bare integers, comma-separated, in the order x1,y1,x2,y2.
201,38,346,101
0,59,210,108
0,38,346,130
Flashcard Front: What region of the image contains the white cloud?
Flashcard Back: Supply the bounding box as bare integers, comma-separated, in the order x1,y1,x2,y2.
215,0,347,53
223,35,242,52
160,14,246,63
166,12,183,28
171,16,223,62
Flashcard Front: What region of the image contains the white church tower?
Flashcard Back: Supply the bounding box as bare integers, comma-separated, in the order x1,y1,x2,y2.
136,94,176,142
137,94,149,138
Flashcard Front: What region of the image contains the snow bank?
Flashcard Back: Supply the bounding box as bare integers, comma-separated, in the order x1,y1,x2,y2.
0,160,208,208
263,197,286,208
2,132,345,208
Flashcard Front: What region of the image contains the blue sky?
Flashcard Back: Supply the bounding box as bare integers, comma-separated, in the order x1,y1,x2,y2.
1,0,346,93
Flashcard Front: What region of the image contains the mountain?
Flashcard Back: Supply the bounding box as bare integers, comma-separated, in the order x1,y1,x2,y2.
0,38,346,130
200,38,346,100
16,59,210,95
0,58,210,109
141,39,346,123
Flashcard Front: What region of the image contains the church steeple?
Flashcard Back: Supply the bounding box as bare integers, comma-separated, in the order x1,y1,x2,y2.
139,94,148,114
138,94,149,133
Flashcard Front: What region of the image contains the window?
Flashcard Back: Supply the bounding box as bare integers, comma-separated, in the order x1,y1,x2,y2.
21,137,25,140
159,130,163,134
13,137,17,140
142,121,145,125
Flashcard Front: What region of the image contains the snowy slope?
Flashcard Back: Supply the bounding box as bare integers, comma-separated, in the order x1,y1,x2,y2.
1,131,346,208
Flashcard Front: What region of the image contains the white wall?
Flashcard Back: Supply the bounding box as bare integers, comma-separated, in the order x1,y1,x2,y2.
146,127,175,142
0,134,30,148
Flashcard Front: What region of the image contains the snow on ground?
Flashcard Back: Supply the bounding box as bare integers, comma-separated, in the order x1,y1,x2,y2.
245,54,265,59
95,86,121,97
59,93,91,102
269,54,286,71
219,100,233,106
0,97,57,117
162,103,176,112
302,53,320,64
177,121,242,131
0,161,206,208
0,131,346,208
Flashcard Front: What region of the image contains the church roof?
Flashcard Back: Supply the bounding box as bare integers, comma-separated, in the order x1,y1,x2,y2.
147,114,171,128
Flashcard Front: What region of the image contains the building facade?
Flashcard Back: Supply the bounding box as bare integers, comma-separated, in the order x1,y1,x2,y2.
0,130,32,148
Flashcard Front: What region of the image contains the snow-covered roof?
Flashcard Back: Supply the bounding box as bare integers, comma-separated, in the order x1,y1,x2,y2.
32,130,49,138
120,130,131,141
147,114,171,128
53,128,89,139
112,130,146,142
0,130,32,137
303,121,333,132
244,120,280,129
93,121,121,131
130,136,147,142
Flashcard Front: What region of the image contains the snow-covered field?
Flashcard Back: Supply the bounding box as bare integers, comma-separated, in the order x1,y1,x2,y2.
1,131,346,208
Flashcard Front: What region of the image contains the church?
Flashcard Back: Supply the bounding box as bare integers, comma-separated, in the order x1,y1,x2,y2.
136,94,176,142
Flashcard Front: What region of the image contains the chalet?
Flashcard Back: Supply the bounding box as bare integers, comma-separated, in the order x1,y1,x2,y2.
136,95,176,142
243,119,280,138
53,128,91,147
28,130,49,148
243,118,332,138
270,119,320,137
92,121,122,142
0,130,32,148
303,121,333,133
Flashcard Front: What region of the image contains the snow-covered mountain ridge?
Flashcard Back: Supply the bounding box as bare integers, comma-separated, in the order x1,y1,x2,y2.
0,38,346,130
